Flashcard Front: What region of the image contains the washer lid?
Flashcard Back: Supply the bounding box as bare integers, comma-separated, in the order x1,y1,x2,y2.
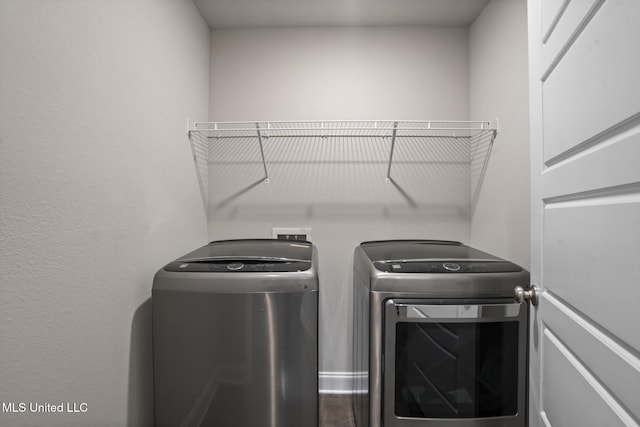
360,240,522,273
164,239,313,273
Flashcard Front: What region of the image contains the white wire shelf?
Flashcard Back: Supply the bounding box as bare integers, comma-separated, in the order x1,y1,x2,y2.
189,120,496,138
187,120,498,207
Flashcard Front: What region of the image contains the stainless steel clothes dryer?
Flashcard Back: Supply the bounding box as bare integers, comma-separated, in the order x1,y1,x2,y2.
353,240,531,427
153,239,318,427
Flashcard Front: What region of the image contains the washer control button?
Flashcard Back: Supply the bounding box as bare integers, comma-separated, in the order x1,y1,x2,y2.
227,262,244,271
442,262,461,272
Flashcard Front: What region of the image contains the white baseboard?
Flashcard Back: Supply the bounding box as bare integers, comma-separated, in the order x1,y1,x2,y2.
319,372,354,394
319,372,365,394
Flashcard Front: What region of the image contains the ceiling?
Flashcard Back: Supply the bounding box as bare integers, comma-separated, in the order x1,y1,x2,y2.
193,0,491,29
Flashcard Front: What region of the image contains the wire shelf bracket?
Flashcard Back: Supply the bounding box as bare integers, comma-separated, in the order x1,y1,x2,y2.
255,122,270,184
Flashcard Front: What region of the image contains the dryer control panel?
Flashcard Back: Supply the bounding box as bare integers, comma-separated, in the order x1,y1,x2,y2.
373,261,523,273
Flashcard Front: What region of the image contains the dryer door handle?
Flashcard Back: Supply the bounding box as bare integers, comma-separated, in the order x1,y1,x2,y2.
394,302,522,319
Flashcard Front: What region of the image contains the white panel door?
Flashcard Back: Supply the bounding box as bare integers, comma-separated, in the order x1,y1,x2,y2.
528,0,640,426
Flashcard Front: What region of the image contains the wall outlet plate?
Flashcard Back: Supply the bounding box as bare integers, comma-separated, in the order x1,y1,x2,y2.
272,227,312,242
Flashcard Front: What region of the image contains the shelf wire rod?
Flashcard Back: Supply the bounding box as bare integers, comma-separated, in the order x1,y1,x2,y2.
471,129,498,210
255,122,270,183
386,122,399,183
188,132,208,206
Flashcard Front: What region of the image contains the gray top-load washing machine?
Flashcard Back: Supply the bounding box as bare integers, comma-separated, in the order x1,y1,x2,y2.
153,239,318,427
353,240,531,427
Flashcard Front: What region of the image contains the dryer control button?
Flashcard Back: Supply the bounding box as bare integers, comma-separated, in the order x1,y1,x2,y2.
227,262,244,271
442,263,461,272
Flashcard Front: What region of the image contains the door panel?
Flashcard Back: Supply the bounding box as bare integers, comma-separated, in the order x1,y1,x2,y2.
542,0,640,163
541,130,640,200
542,329,633,427
540,294,640,420
529,0,640,426
543,196,640,349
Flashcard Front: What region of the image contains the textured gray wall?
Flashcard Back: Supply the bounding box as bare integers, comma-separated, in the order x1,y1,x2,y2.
0,1,210,425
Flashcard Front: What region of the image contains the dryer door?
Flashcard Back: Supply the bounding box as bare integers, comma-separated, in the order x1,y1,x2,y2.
382,299,528,427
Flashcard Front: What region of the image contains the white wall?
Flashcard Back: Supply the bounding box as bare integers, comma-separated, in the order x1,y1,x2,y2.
210,27,470,120
207,27,471,386
469,0,530,269
0,1,209,425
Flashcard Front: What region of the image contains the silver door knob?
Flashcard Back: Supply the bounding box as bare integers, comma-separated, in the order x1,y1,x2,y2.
514,285,539,306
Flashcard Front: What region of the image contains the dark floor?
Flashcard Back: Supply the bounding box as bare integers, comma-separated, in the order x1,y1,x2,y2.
319,394,356,427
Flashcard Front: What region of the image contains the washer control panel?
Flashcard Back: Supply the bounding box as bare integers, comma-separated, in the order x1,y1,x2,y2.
164,260,312,273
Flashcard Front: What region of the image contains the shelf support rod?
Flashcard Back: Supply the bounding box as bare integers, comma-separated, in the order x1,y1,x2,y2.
386,121,399,183
256,123,270,183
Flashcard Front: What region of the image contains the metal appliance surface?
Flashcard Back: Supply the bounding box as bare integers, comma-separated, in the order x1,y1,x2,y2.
352,240,531,427
153,239,318,427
